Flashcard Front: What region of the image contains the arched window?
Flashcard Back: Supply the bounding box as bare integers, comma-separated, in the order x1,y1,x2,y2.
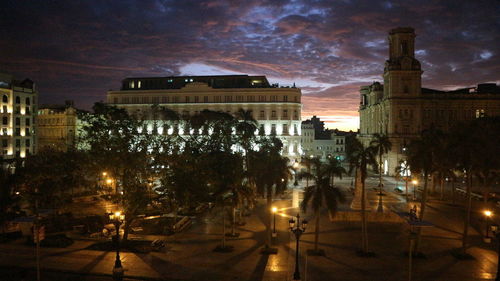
2,95,7,103
15,96,20,104
25,97,30,105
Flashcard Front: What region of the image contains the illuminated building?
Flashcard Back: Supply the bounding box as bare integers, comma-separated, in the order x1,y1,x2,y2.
37,101,83,151
301,116,346,161
0,72,38,164
106,75,302,160
359,27,500,174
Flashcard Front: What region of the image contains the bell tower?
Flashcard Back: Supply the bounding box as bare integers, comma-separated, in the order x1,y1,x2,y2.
383,27,422,98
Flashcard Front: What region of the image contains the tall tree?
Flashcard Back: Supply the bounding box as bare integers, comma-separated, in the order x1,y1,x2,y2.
407,126,443,253
249,137,290,251
300,158,344,254
346,137,377,255
449,117,500,255
325,157,346,186
370,133,392,194
80,102,153,241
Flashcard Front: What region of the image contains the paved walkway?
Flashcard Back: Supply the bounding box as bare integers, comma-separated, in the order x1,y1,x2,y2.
0,176,498,280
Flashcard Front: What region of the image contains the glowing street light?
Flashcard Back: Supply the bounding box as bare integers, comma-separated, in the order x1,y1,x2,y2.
106,179,113,185
289,214,307,280
102,172,108,177
109,211,125,280
485,210,493,243
412,179,418,200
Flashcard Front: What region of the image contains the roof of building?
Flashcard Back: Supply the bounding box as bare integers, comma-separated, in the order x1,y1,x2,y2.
0,72,35,90
119,75,289,91
422,83,500,95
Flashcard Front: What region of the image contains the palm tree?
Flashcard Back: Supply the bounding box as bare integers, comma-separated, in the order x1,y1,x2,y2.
449,117,500,255
346,137,377,255
301,157,315,188
325,157,346,186
249,137,290,251
300,159,344,254
370,133,392,194
407,126,443,253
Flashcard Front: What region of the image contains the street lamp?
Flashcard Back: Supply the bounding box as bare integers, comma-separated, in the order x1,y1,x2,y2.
109,211,125,281
484,210,493,243
272,207,278,237
289,214,307,281
489,224,500,281
102,172,108,177
411,179,418,201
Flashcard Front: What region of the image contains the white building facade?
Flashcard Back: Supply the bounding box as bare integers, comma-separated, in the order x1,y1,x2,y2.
0,73,38,164
106,75,303,160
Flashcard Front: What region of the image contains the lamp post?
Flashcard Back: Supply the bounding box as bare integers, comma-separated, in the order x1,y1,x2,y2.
484,210,493,243
272,207,278,237
109,211,125,281
412,180,418,201
490,224,500,281
289,213,307,280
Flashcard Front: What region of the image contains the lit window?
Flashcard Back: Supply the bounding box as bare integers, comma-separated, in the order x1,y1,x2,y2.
138,81,142,88
130,81,135,88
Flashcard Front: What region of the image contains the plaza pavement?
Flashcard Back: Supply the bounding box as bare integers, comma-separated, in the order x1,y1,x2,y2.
0,176,498,281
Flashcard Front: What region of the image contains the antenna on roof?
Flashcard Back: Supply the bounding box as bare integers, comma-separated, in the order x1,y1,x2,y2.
293,82,296,88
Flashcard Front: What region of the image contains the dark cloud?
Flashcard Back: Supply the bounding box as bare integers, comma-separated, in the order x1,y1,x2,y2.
0,0,499,129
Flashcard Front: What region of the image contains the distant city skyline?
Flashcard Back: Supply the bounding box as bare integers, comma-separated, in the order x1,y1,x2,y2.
1,0,499,131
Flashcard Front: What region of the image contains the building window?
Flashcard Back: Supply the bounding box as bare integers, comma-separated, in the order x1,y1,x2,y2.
204,96,208,102
224,96,232,102
214,96,221,102
476,109,485,118
130,81,135,89
195,96,199,103
283,124,288,135
25,128,30,136
15,139,20,147
161,96,169,103
259,111,265,118
15,118,20,126
283,110,288,118
271,96,276,102
142,97,149,103
271,110,276,118
185,96,190,103
138,81,142,88
271,124,276,135
15,96,20,104
283,96,288,102
25,118,30,126
1,139,7,147
247,96,254,102
2,117,7,125
152,97,159,103
25,98,30,105
2,95,7,103
259,96,266,102
15,128,20,136
294,110,298,119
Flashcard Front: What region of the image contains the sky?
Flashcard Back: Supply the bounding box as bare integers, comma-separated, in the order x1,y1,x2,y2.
1,0,499,131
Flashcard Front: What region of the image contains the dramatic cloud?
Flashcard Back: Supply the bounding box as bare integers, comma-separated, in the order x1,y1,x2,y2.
1,0,499,130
